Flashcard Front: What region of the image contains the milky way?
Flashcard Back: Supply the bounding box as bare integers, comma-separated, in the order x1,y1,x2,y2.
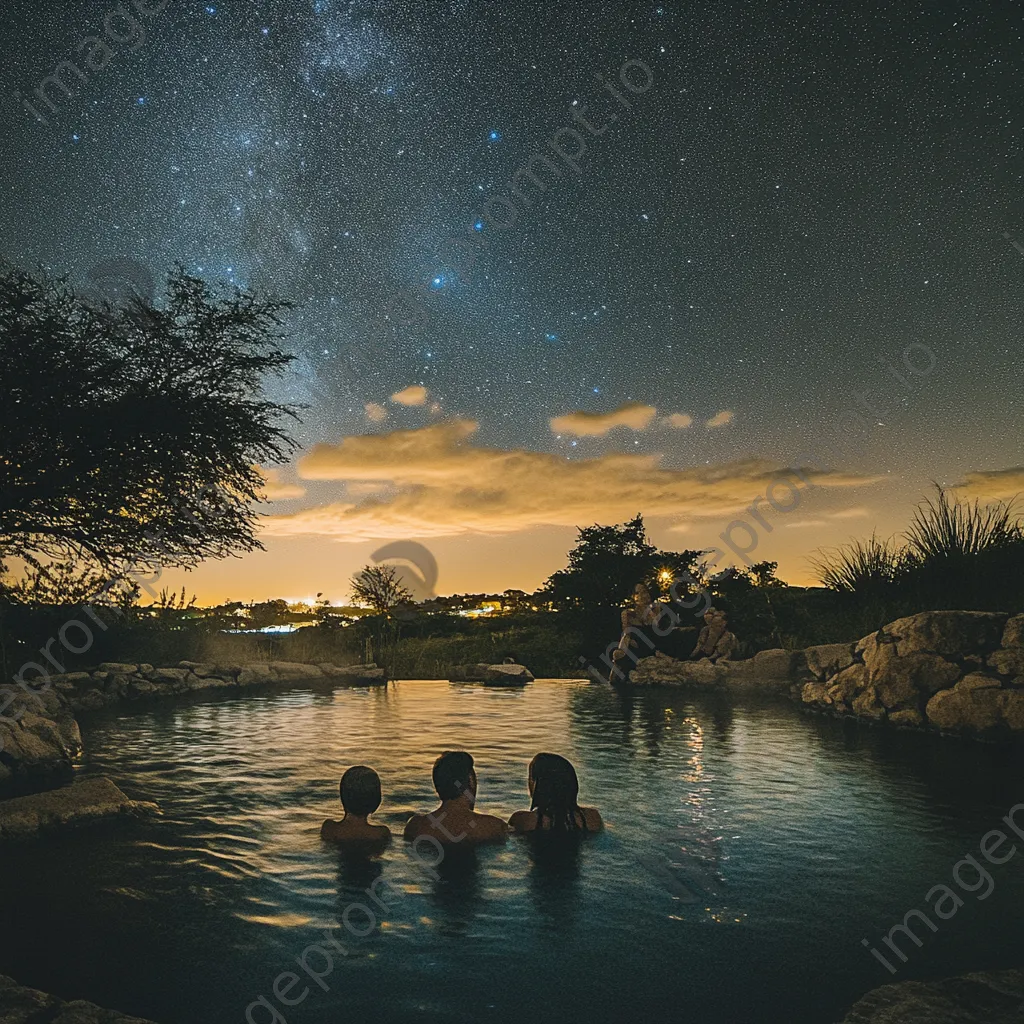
2,0,1022,495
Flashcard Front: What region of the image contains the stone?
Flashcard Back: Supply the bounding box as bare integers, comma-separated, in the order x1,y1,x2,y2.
1002,613,1024,648
827,663,868,704
884,610,1008,658
150,667,188,682
0,688,81,785
138,664,154,674
801,681,827,704
955,672,1002,692
926,687,1007,732
0,973,158,1022
125,680,161,699
852,687,887,721
1004,692,1024,731
629,653,726,687
269,661,325,680
0,777,158,841
872,651,961,708
859,632,901,679
97,662,139,675
751,648,801,679
888,708,925,727
482,664,532,686
839,968,1024,1024
988,648,1024,679
803,642,857,680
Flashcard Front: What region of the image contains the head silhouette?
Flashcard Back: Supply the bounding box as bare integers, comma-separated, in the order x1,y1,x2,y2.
340,765,382,817
529,753,586,831
432,751,477,803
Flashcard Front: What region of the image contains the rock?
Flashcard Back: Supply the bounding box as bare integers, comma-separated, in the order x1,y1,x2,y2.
97,662,139,675
889,708,925,728
839,967,1024,1024
826,663,869,704
851,687,887,721
0,776,158,841
0,973,159,1022
0,687,81,786
801,681,827,704
884,610,1008,658
125,680,161,700
138,663,154,674
988,648,1024,679
1003,614,1024,648
269,661,325,680
926,687,1007,732
872,651,961,709
323,663,386,684
955,672,1002,692
236,664,272,687
447,663,492,682
804,642,857,680
751,648,801,678
1003,692,1024,730
859,632,901,679
150,667,188,683
629,653,726,687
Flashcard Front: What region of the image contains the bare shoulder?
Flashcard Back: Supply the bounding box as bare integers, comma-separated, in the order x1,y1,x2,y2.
508,809,536,833
370,823,393,842
320,819,342,840
403,813,429,841
473,812,509,840
582,806,604,831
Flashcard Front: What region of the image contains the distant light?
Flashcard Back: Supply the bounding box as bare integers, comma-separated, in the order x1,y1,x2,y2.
473,220,484,232
488,130,501,142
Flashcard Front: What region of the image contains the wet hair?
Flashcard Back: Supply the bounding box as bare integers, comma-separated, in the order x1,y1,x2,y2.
340,765,382,817
530,753,587,832
432,750,475,801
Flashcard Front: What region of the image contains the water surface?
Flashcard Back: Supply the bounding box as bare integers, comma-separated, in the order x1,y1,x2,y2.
2,679,1023,1024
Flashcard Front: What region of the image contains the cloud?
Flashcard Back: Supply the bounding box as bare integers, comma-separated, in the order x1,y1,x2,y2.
954,467,1024,503
828,506,872,519
258,467,306,501
391,384,428,406
364,402,388,423
263,420,882,542
664,413,693,429
784,519,828,528
549,402,658,437
706,410,734,429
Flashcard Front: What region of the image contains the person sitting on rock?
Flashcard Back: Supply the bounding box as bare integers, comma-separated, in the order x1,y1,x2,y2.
690,607,739,662
612,582,671,672
321,765,392,846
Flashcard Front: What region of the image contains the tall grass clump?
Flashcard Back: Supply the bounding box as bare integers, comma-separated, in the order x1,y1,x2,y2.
813,486,1024,617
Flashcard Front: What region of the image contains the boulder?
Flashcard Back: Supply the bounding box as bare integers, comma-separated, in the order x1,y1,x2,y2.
858,632,901,679
955,672,1002,692
851,687,887,721
482,664,533,686
803,642,857,680
839,967,1024,1024
268,661,325,681
888,708,925,728
0,687,81,786
236,663,272,687
751,648,804,680
0,776,158,841
97,662,139,675
149,667,188,683
801,681,827,704
988,648,1024,679
926,687,1007,732
1003,614,1024,648
0,973,160,1021
826,663,868,704
630,653,726,687
872,651,961,709
1003,691,1024,731
884,610,1008,658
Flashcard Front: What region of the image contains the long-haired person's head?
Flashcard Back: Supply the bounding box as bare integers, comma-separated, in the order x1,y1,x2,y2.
340,765,382,817
432,750,477,805
529,753,586,831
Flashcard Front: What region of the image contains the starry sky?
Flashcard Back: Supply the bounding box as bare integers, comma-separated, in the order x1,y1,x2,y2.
2,0,1023,602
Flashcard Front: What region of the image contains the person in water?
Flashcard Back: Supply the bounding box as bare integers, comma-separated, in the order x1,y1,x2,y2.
403,750,507,844
690,607,739,662
508,753,603,833
321,765,392,844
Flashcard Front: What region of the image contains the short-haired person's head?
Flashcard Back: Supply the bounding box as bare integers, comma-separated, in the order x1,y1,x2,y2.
340,765,382,817
432,750,476,802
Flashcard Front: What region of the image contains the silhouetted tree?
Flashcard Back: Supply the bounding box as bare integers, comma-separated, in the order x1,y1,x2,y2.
0,265,297,586
351,565,413,616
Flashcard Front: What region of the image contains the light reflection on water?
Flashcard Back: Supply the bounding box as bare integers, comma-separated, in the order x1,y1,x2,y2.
1,679,1023,1024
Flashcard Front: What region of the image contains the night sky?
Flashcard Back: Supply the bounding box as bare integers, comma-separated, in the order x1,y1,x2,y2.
2,0,1023,600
